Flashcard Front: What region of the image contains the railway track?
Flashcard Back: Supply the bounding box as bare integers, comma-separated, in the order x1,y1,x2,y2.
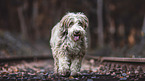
0,55,145,81
86,56,145,71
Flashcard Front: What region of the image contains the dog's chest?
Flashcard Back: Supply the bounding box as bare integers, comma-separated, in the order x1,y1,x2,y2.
62,39,82,54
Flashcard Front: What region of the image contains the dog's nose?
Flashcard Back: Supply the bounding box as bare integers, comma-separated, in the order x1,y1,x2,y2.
74,31,80,35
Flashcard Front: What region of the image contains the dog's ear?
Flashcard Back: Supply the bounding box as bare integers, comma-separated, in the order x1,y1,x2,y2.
77,13,89,30
59,15,69,37
84,16,89,30
60,14,70,28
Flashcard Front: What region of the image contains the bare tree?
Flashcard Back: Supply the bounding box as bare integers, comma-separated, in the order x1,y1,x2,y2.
97,0,104,47
128,15,145,56
32,0,40,40
142,15,145,38
17,4,28,40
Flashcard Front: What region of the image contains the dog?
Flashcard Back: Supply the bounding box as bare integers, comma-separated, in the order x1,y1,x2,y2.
50,12,89,76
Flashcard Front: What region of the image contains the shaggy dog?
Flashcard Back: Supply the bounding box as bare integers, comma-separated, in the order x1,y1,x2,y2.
50,12,89,76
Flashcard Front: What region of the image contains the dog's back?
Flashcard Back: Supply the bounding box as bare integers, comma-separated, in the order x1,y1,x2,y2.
50,23,60,48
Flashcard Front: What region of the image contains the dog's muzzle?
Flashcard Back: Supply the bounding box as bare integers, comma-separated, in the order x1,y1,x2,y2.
73,31,81,42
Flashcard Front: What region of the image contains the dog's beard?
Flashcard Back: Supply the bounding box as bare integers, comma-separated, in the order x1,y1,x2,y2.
70,34,81,42
69,30,85,42
73,32,81,41
74,35,80,41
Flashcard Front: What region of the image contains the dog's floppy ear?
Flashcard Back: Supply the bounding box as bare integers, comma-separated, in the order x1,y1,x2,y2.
83,16,89,30
77,13,89,30
59,15,69,36
81,16,89,30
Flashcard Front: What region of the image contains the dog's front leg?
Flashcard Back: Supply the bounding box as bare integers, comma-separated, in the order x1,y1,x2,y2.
58,54,71,76
53,57,59,74
70,57,83,76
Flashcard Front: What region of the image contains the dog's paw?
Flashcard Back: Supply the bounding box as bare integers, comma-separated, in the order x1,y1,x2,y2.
70,72,81,77
59,69,70,77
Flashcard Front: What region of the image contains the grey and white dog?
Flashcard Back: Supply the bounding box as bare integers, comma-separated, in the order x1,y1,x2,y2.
50,12,89,76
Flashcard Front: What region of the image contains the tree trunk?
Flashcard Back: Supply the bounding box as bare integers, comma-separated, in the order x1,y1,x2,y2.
128,15,145,56
17,6,28,40
32,0,40,40
97,0,104,48
142,15,145,36
135,15,145,54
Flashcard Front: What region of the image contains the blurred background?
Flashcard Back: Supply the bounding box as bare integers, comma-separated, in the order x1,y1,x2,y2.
0,0,145,58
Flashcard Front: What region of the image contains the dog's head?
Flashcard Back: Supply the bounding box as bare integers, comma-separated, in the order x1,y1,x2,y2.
60,12,89,42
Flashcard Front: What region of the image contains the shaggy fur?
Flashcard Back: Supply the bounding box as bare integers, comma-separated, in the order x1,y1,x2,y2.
50,12,89,76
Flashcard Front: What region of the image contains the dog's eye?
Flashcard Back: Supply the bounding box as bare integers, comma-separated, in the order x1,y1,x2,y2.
78,22,83,26
69,22,74,27
84,24,88,28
